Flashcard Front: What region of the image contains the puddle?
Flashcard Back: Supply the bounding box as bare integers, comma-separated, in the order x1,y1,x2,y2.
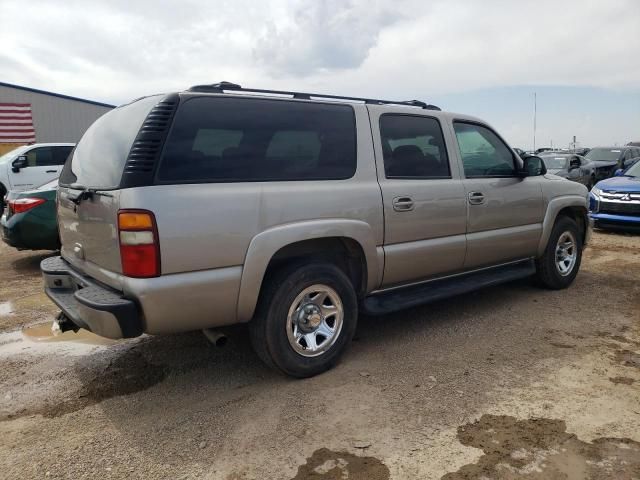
291,448,390,480
442,414,640,479
0,321,120,357
0,301,13,317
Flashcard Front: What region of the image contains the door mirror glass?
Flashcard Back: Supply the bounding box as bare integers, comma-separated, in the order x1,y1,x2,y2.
521,156,546,177
614,168,624,176
11,155,28,172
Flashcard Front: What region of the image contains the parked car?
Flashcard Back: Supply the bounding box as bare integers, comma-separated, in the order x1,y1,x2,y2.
535,147,554,154
0,143,74,207
590,161,640,230
1,179,60,251
41,83,591,378
540,153,596,189
584,146,640,180
627,141,640,147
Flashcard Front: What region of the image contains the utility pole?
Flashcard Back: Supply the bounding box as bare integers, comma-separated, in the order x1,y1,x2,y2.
533,92,537,152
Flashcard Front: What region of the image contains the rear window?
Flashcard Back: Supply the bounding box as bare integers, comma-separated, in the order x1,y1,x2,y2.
59,95,162,189
157,97,357,182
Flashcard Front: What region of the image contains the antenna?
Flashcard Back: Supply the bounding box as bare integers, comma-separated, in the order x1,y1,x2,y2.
533,92,537,152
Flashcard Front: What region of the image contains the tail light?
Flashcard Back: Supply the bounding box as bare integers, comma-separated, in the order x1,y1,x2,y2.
117,210,160,278
9,197,46,214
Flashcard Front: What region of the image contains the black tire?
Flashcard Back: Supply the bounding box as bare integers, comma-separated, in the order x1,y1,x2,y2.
249,262,358,378
535,216,583,289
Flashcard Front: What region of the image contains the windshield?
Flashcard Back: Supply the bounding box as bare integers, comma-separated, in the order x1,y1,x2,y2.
625,161,640,177
585,148,622,161
59,95,162,189
541,156,568,169
0,145,30,164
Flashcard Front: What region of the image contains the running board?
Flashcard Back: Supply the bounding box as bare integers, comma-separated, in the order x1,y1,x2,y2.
362,260,536,316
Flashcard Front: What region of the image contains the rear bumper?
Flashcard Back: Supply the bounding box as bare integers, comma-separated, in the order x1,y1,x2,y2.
41,256,142,339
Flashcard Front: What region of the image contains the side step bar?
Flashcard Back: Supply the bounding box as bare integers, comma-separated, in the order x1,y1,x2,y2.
362,260,536,316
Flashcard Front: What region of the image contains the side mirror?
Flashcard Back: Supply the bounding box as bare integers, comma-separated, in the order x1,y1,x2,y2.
569,159,580,170
520,156,546,177
614,169,624,176
11,156,28,173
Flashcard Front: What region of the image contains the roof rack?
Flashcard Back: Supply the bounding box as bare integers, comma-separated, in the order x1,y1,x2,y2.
187,81,441,111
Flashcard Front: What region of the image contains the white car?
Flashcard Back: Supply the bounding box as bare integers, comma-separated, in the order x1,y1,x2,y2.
0,143,75,203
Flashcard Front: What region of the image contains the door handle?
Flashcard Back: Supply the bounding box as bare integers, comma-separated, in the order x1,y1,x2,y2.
468,191,485,205
46,170,57,173
392,196,414,212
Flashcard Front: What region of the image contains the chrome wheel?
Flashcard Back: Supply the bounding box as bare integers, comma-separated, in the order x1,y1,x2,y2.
286,284,344,357
555,231,577,276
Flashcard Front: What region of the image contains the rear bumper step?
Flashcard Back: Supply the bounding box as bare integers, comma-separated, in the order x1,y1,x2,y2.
41,256,142,339
363,260,536,315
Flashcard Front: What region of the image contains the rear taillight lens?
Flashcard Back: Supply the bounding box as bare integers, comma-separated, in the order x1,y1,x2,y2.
9,197,47,214
118,210,160,278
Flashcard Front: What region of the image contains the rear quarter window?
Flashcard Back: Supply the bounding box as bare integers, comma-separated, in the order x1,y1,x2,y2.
157,97,357,182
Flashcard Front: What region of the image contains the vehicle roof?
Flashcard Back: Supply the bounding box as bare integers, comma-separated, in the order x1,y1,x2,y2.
589,146,632,150
177,90,490,126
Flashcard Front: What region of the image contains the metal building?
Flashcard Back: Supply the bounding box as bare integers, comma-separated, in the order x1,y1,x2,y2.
0,82,114,155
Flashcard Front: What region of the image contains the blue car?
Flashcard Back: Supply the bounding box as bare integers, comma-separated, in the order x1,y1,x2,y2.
589,160,640,229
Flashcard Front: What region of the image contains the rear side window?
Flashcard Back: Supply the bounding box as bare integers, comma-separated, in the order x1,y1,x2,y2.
379,114,450,178
157,97,357,182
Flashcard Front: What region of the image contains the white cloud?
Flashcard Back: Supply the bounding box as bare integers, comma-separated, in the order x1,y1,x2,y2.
0,0,638,105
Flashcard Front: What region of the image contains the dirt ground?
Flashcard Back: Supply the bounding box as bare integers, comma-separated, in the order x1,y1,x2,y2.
0,231,638,479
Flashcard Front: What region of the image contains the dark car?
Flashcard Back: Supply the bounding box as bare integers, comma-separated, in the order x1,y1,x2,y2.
1,179,59,251
590,161,640,230
540,153,597,189
585,146,640,180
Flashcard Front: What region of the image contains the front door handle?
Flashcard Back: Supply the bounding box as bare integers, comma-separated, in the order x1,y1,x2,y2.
393,196,414,212
468,191,485,205
46,170,57,173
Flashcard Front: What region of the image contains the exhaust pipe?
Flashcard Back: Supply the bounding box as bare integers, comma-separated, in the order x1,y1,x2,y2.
202,328,228,347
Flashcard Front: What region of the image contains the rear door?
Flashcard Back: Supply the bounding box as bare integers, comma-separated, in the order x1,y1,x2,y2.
57,95,163,288
369,107,467,287
451,121,543,269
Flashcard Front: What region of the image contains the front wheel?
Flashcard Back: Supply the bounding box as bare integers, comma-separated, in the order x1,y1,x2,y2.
535,216,583,289
249,262,358,378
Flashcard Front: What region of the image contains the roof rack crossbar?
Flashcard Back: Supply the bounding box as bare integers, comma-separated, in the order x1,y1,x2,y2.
187,82,441,111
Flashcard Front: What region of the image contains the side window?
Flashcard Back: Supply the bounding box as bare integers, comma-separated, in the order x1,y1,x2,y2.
379,114,450,178
453,122,516,177
53,146,74,166
25,147,55,167
158,97,356,182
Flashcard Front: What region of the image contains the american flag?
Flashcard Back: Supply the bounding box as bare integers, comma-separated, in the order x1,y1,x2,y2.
0,103,36,143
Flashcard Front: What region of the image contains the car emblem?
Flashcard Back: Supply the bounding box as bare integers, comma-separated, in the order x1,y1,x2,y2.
620,193,631,201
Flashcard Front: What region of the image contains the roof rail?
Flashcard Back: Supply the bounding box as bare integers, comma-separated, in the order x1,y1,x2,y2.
187,81,441,111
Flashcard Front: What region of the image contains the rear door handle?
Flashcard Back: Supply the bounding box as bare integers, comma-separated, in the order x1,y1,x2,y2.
46,170,57,173
393,196,414,212
468,191,485,205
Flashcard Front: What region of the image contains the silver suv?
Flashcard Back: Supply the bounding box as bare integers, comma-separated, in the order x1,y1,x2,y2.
41,82,591,377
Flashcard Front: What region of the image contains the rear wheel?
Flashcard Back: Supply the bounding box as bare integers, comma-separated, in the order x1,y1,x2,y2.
535,216,582,289
249,262,358,378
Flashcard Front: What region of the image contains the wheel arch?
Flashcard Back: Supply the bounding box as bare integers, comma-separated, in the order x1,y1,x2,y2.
537,196,589,257
236,219,381,323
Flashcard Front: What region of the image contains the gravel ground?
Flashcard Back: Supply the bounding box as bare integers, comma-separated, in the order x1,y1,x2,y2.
0,230,638,479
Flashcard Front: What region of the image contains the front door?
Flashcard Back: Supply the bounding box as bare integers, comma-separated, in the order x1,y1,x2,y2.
370,108,468,287
451,121,544,269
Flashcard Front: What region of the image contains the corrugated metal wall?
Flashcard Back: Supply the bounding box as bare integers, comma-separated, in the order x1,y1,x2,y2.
0,84,113,144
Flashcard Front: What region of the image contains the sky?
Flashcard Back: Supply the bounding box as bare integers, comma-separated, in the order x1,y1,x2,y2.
1,0,639,149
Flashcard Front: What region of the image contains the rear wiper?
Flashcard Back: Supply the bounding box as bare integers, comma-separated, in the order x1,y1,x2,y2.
68,184,113,205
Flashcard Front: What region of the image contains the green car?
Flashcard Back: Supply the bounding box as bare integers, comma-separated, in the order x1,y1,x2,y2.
1,179,60,251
